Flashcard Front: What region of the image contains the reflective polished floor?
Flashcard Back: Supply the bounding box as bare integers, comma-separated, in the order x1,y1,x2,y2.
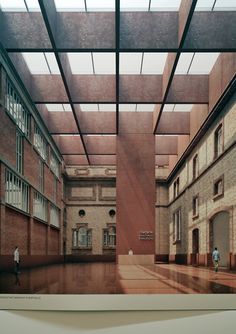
1,263,236,294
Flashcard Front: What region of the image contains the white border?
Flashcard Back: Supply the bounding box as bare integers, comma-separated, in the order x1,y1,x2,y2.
0,294,236,311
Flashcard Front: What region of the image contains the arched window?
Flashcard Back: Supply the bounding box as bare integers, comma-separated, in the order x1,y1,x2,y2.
103,226,116,247
72,227,92,248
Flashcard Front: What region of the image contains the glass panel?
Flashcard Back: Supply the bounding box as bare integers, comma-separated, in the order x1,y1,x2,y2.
63,104,72,112
98,104,116,111
0,0,26,11
67,53,93,74
175,53,194,74
22,53,50,74
174,104,193,112
195,0,215,11
188,53,220,74
93,53,115,74
151,0,181,11
214,0,236,11
120,53,142,74
46,104,64,112
25,0,40,11
136,104,155,112
86,0,115,11
163,104,175,112
80,104,99,112
119,104,136,112
142,53,167,74
120,0,149,11
54,0,85,11
44,53,60,74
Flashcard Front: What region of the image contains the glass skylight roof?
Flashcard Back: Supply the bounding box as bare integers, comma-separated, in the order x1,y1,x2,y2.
163,104,193,112
175,53,219,75
46,104,72,112
22,53,60,74
67,53,115,75
120,53,167,75
0,0,40,11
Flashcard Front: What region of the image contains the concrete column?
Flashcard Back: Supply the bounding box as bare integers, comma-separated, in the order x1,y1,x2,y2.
116,113,155,264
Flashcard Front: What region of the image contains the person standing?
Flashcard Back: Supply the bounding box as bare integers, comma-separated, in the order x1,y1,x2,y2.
14,246,20,274
212,247,220,272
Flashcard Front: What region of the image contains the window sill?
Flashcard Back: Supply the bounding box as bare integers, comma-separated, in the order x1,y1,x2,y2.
72,246,92,250
103,246,116,250
192,214,199,220
213,193,224,201
173,240,181,245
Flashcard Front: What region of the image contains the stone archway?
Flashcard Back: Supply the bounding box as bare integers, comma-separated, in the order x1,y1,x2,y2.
210,211,230,267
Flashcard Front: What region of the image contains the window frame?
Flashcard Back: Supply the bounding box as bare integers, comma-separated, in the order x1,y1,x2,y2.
173,208,181,244
192,194,199,219
213,175,224,200
192,153,199,180
214,123,224,159
16,129,24,174
5,169,29,213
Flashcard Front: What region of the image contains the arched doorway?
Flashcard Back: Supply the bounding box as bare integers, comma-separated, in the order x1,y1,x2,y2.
192,228,199,265
210,211,229,267
192,228,199,254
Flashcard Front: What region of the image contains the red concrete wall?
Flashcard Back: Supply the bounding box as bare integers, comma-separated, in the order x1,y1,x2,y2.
3,207,29,255
0,108,16,167
49,227,60,255
117,113,155,255
31,219,47,255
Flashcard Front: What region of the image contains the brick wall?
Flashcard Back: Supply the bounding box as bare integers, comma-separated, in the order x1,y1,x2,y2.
3,207,29,255
31,219,47,255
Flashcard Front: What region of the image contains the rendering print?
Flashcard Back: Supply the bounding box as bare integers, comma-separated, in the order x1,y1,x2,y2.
0,0,236,299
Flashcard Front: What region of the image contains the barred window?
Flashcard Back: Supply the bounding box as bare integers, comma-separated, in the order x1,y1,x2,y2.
5,169,29,213
33,191,47,222
34,125,48,161
50,151,60,178
16,130,23,174
50,204,60,227
5,77,30,137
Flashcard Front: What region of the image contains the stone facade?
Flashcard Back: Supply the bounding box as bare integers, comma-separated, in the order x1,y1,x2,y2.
167,95,236,267
65,167,116,256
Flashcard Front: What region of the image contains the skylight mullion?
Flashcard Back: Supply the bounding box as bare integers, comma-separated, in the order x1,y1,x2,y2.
186,53,195,74
44,53,52,74
140,53,144,74
211,0,217,10
84,0,87,11
148,0,152,11
23,0,29,11
91,53,95,74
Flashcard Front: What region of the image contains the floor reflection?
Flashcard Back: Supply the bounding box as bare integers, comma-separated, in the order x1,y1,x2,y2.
0,263,236,294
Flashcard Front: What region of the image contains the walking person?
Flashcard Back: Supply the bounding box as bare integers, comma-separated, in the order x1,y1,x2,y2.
212,247,220,273
14,246,20,274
